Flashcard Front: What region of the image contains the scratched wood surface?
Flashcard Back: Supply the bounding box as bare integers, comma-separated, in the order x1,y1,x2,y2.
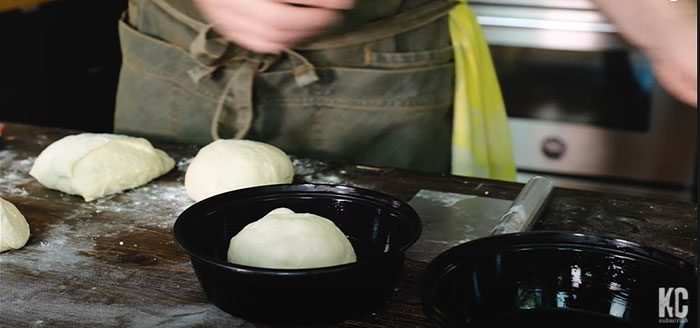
0,122,696,327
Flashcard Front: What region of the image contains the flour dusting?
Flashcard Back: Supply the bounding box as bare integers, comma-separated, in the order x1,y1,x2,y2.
414,189,477,207
490,204,527,235
302,173,344,185
89,182,193,224
0,150,195,273
176,157,193,173
0,151,35,197
0,151,35,185
0,218,97,278
1,137,343,326
291,158,315,176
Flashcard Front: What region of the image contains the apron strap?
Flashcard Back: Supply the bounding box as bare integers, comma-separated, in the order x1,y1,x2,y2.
189,24,229,66
285,49,320,87
211,60,256,140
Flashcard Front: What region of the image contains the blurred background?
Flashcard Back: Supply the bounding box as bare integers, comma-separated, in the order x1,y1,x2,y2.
0,0,126,132
0,0,696,202
468,0,697,202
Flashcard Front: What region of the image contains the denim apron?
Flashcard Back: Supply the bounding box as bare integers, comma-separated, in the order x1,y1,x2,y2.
114,0,456,173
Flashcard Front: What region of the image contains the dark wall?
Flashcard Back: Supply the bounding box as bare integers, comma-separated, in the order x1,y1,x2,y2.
0,0,127,132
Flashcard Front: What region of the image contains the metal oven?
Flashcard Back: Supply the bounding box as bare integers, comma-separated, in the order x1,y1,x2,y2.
471,0,697,201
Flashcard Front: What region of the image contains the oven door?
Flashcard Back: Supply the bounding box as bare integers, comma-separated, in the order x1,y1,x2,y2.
472,0,697,201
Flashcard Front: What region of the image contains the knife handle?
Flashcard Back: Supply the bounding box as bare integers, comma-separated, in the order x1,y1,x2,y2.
489,176,555,236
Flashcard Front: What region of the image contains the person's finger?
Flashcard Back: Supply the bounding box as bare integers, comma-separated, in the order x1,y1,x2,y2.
217,14,319,48
228,33,288,54
653,65,697,107
193,0,342,53
281,0,355,10
252,0,342,32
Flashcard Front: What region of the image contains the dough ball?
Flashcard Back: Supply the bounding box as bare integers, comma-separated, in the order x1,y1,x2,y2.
185,139,294,202
30,133,175,201
0,197,30,253
227,208,357,269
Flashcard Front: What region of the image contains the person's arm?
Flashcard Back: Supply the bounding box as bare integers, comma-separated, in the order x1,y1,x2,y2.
192,0,355,54
591,0,697,107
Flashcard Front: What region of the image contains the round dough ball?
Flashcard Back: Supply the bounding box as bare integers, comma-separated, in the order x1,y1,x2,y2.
185,139,294,202
29,133,175,201
227,208,357,269
0,197,30,253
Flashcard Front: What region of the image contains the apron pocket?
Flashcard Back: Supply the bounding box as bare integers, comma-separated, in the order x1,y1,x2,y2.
363,45,454,69
251,63,455,173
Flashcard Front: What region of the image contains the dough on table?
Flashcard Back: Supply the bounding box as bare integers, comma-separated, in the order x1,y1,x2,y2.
227,208,357,269
185,139,294,202
0,197,30,253
30,133,175,201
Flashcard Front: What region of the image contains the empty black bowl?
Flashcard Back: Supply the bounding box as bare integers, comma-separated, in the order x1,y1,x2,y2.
173,184,421,323
421,232,697,328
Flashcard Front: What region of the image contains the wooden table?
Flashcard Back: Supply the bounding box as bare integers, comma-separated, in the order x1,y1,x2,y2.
0,122,696,327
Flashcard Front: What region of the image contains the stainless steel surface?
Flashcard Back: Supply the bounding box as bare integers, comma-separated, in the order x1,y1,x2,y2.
477,27,626,51
471,0,595,9
406,190,511,262
477,16,615,33
490,176,555,235
472,0,697,197
406,177,555,262
470,0,628,51
508,87,697,188
471,5,610,24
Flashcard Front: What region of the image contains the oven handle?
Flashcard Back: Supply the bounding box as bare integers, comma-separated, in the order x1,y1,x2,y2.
477,16,617,33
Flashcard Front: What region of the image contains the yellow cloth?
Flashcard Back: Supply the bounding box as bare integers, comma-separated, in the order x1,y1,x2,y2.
448,0,516,181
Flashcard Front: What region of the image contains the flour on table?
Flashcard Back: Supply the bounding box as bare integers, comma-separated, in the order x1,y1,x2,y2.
176,157,193,173
414,189,477,207
291,158,316,176
90,183,192,219
301,173,345,185
0,151,34,196
0,146,246,326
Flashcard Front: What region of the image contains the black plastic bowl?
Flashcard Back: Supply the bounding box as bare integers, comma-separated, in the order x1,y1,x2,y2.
173,184,421,323
422,232,697,328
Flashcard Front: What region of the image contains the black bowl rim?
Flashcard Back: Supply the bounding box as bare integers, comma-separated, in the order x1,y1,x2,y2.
421,231,698,327
173,183,422,276
423,231,698,277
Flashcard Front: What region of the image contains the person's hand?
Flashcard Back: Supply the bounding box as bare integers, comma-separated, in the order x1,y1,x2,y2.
648,26,697,107
590,0,697,107
193,0,355,54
